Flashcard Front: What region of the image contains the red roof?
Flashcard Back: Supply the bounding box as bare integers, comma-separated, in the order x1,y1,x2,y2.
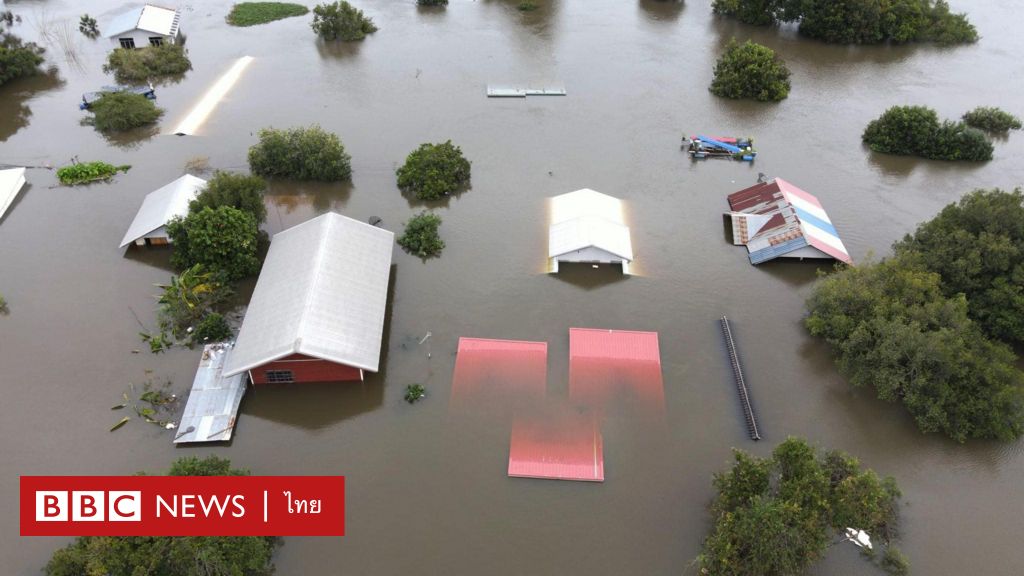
508,409,604,482
568,328,665,418
450,338,548,415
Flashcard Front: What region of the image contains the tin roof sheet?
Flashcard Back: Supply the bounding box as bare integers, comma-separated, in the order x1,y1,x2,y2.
568,328,665,418
508,411,604,482
175,343,247,443
450,338,548,414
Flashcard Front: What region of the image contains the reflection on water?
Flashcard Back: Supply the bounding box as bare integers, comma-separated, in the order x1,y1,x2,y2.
0,71,63,142
638,0,685,23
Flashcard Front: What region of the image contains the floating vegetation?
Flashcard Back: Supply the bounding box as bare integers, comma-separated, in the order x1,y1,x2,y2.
56,160,130,185
0,292,7,315
227,2,310,26
140,331,171,353
183,155,212,174
405,384,426,404
517,1,538,12
79,14,98,38
110,379,179,431
110,416,131,431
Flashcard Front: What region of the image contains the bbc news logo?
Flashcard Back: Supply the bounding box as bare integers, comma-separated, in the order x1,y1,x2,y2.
21,476,344,536
36,491,142,522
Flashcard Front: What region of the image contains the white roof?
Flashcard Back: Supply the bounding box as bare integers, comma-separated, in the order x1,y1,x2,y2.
549,188,633,261
119,174,206,247
224,212,395,377
0,167,26,223
105,5,180,37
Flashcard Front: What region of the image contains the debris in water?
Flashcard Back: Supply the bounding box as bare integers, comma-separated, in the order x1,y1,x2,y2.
419,331,432,345
405,384,426,404
110,416,130,431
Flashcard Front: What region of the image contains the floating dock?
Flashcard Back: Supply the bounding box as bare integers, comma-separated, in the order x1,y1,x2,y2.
174,343,247,444
487,86,566,98
720,316,761,440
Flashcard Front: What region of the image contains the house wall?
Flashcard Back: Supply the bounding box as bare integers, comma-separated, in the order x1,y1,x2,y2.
249,353,363,384
555,247,625,264
109,29,176,49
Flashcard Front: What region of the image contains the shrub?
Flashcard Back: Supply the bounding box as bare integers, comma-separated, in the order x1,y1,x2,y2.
0,11,46,87
709,39,790,102
311,1,378,41
862,105,993,161
711,0,977,45
103,44,192,83
45,457,275,576
85,92,163,132
699,438,903,575
193,312,233,344
962,107,1023,134
191,171,268,224
805,255,1024,442
396,140,471,200
79,14,99,38
398,211,445,258
882,546,911,576
418,0,448,6
155,264,233,340
167,206,262,281
56,161,130,185
227,2,310,26
248,125,352,181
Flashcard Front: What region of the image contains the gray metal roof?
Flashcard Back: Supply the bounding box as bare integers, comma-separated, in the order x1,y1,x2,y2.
174,343,246,444
548,188,633,261
104,5,180,38
223,212,395,377
119,174,205,247
0,167,26,223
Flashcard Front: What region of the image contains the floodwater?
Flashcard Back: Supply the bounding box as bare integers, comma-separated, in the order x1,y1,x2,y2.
2,0,1023,574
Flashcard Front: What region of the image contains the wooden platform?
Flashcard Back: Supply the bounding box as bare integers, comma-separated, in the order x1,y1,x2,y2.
487,86,566,98
174,343,247,444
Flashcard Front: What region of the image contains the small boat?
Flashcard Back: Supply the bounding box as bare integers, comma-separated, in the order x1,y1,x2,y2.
683,134,756,161
80,83,156,109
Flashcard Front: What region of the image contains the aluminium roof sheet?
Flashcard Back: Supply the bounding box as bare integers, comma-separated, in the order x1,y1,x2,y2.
119,174,205,247
0,167,26,223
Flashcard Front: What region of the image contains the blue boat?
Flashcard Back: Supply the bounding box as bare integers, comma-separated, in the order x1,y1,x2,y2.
80,83,156,109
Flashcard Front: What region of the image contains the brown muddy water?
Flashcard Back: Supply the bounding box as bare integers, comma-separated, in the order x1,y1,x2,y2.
2,0,1024,574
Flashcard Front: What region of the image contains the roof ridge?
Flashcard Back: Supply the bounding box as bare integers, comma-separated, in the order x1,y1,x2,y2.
293,215,334,355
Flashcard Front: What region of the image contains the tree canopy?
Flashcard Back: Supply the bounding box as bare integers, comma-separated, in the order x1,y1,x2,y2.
862,105,994,161
894,189,1024,344
0,10,46,87
167,206,262,281
103,44,192,83
709,40,791,102
248,125,352,181
805,255,1024,442
85,92,164,132
45,457,275,576
398,211,445,258
961,107,1022,134
190,171,268,225
311,1,378,41
396,140,471,200
712,0,977,45
699,437,905,576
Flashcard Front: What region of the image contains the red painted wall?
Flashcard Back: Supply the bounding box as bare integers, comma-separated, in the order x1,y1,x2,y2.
250,353,363,384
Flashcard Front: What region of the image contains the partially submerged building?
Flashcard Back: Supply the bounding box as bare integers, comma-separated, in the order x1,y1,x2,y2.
119,174,205,248
104,4,182,49
0,167,26,223
223,212,394,384
548,188,634,274
725,177,852,265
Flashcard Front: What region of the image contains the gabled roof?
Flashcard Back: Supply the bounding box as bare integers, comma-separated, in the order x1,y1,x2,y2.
119,174,205,247
104,5,180,38
223,212,395,377
549,188,633,261
725,178,852,265
0,167,26,223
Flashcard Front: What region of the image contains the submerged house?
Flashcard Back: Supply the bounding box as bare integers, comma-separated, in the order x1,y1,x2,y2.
549,188,634,274
119,174,205,248
104,4,182,49
725,177,852,265
0,167,26,223
223,212,394,384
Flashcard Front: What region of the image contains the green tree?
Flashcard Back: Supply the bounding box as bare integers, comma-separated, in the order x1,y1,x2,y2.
103,43,192,83
698,438,904,576
167,206,261,281
398,211,445,258
962,106,1022,134
45,457,275,576
862,105,993,161
396,140,472,200
418,0,448,5
85,92,164,132
248,125,352,181
805,255,1024,442
709,40,791,102
155,264,232,340
311,1,378,41
190,171,268,224
0,11,46,87
894,189,1024,343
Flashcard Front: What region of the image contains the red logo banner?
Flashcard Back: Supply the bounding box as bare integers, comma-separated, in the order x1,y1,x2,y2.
20,476,344,536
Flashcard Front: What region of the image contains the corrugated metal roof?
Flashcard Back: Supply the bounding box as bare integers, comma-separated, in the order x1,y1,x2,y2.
223,212,395,377
174,343,247,443
549,188,633,264
119,174,205,247
568,328,665,418
508,410,604,482
724,178,852,265
450,338,548,414
0,167,26,223
105,5,180,37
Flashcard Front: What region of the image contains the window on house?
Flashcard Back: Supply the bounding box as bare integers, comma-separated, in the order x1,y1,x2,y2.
119,38,136,49
265,370,294,383
149,37,163,46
